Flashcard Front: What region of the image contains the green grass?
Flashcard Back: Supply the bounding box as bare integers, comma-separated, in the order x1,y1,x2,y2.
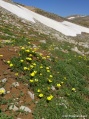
0,16,89,118
6,38,89,119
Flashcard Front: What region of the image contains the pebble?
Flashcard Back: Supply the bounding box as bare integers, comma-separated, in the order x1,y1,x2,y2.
51,86,56,91
9,105,18,111
1,78,7,83
12,82,20,87
28,91,34,100
19,106,31,113
7,91,10,94
39,40,46,44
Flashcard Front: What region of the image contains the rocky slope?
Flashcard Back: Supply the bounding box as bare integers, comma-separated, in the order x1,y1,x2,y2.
67,15,89,28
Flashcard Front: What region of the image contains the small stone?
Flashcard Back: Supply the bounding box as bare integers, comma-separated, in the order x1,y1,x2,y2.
2,78,7,83
12,82,19,87
40,40,46,44
9,105,18,111
35,101,38,104
7,91,10,94
54,47,59,50
51,86,56,91
19,106,31,113
28,91,34,100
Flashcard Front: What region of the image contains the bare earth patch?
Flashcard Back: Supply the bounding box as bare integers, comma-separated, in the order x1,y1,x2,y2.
0,46,35,119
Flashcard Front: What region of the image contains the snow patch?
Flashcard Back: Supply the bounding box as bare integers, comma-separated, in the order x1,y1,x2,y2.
0,0,89,36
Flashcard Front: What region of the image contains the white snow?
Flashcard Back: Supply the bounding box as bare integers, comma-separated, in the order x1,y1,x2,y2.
0,0,89,36
67,17,75,20
0,0,35,22
68,15,86,19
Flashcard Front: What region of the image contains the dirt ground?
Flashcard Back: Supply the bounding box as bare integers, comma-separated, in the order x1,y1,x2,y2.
0,46,35,119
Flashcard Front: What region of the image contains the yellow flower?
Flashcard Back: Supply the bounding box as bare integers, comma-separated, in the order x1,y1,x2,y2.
47,87,50,90
39,53,43,56
7,60,10,64
50,95,53,99
61,82,64,84
49,75,53,78
32,51,35,53
47,70,50,73
35,79,38,82
25,49,30,53
42,57,46,59
26,57,32,61
0,89,5,95
29,54,32,57
10,63,13,67
20,60,24,62
56,83,61,88
28,42,30,44
37,89,41,92
23,67,28,70
40,65,43,68
40,73,42,76
47,96,51,101
46,67,49,70
0,55,3,57
29,79,34,83
30,71,37,77
32,63,36,66
33,48,37,51
39,93,44,98
15,73,19,76
47,95,53,101
30,65,34,68
48,79,52,83
21,47,25,50
64,77,67,80
72,88,76,92
34,71,37,74
47,56,50,58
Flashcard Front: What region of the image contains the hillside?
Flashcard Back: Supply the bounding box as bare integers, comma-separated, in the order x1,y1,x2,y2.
67,15,89,28
0,0,89,119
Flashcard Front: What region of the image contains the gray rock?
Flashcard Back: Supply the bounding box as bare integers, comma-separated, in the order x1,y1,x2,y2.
51,86,56,91
1,78,7,83
19,106,31,113
54,47,59,50
28,91,34,100
40,40,46,44
71,47,84,55
7,91,10,94
9,105,18,111
12,82,19,87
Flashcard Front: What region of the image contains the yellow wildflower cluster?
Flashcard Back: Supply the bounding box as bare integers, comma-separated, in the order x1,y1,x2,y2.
56,83,61,88
24,67,29,70
48,79,52,83
47,95,53,101
26,57,32,61
30,71,37,77
39,93,44,98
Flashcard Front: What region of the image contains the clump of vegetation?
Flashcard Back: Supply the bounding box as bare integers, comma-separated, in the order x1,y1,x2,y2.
6,39,89,119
